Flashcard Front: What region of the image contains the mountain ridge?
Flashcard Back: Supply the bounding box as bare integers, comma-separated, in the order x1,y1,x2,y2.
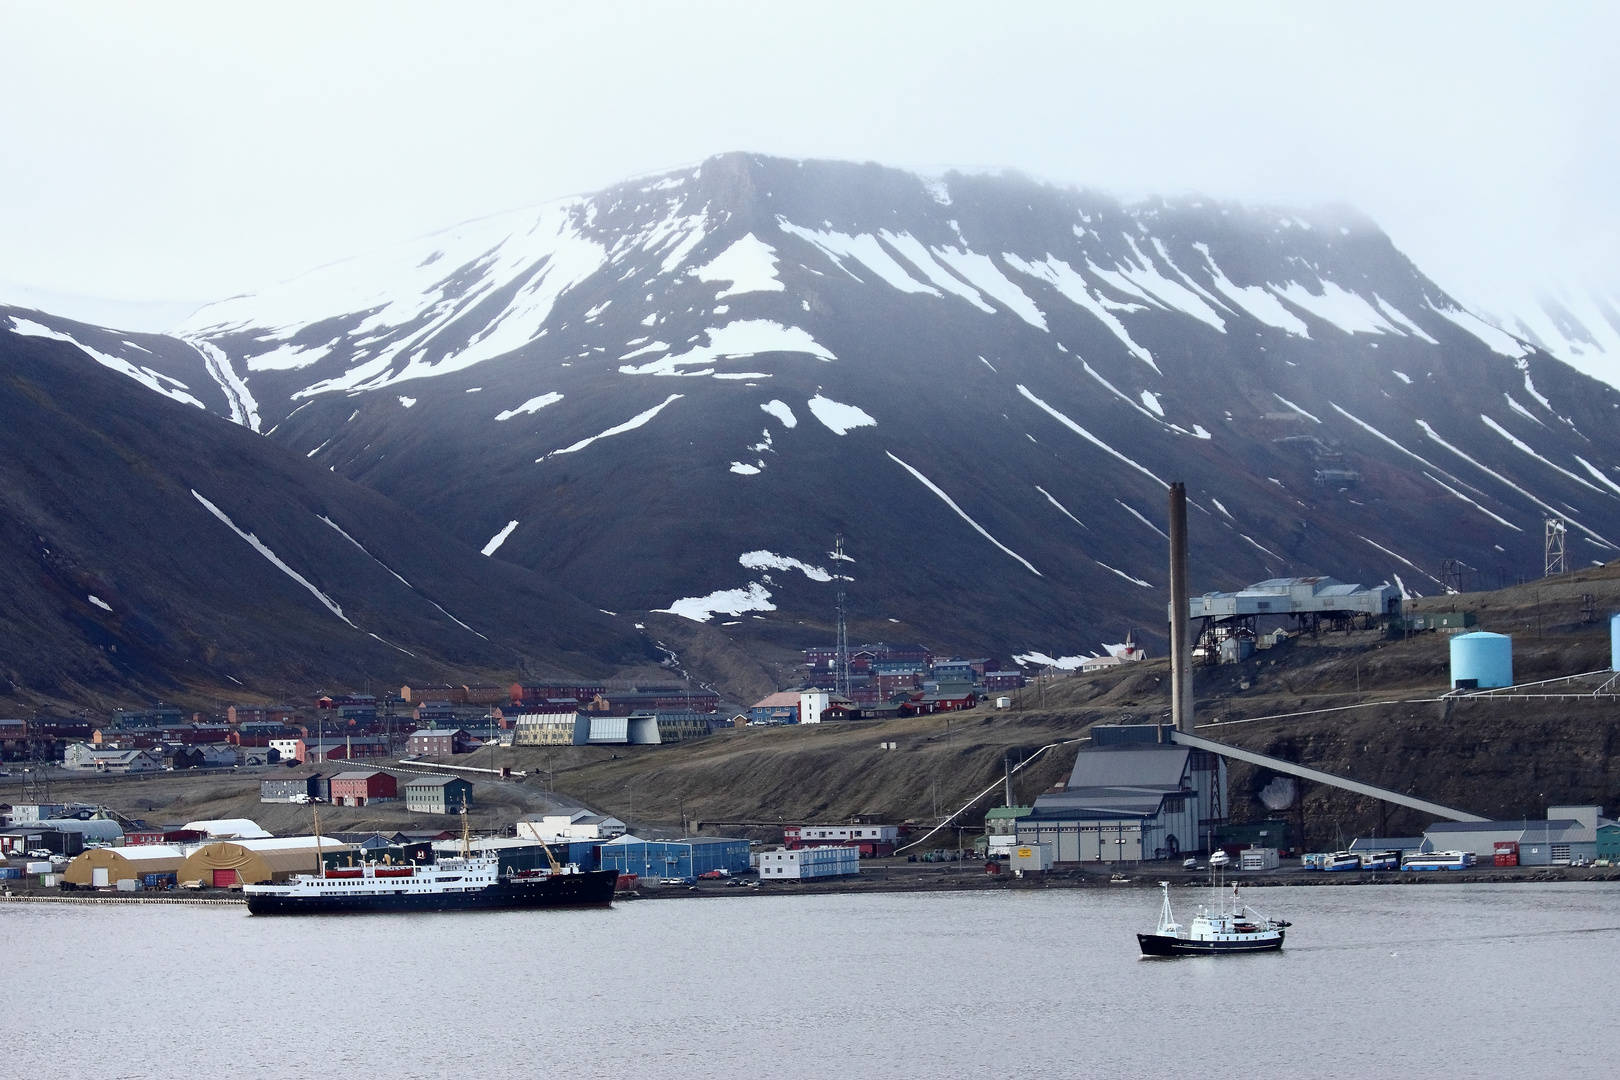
8,153,1620,691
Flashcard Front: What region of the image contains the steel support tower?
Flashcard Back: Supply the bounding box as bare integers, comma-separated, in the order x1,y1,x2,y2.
1545,517,1567,577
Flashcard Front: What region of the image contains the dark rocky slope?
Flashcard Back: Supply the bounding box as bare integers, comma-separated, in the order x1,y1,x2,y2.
0,322,656,710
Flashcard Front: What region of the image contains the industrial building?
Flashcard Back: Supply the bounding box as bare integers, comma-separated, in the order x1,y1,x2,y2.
1015,725,1225,863
63,845,186,887
404,775,473,814
1424,806,1609,864
329,771,398,807
61,746,163,773
759,845,860,879
1186,577,1401,622
178,837,354,887
260,774,326,803
597,836,751,882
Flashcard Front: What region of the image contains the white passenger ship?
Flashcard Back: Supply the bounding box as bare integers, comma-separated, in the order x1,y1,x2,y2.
243,811,618,915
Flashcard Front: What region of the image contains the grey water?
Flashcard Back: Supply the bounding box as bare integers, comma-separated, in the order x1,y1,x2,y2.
8,882,1617,1079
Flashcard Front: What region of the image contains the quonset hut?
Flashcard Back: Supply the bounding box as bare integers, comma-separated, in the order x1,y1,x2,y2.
1015,725,1225,863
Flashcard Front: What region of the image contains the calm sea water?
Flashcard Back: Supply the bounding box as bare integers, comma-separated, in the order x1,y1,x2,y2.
8,882,1618,1078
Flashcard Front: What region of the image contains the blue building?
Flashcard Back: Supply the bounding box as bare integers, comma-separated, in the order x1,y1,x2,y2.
598,836,751,882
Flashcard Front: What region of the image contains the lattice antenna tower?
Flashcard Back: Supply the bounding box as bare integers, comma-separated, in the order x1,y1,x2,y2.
834,534,850,699
1545,517,1567,578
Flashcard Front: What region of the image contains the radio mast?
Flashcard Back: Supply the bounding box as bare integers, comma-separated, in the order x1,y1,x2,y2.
834,534,850,699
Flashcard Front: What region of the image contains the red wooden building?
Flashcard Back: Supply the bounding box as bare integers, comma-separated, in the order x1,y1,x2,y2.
329,770,398,807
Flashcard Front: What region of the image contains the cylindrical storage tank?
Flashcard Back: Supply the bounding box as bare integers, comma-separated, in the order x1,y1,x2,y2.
1450,631,1512,689
1610,613,1620,672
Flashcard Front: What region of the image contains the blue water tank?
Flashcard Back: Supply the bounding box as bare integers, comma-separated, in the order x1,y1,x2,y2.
1611,614,1620,672
1450,631,1512,689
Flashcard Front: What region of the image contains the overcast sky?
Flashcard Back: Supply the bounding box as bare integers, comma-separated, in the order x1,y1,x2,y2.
1,2,1614,328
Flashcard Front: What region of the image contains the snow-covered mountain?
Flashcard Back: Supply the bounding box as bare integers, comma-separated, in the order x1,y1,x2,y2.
11,152,1620,668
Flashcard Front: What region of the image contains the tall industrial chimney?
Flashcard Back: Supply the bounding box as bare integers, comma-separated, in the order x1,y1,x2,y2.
1168,482,1192,732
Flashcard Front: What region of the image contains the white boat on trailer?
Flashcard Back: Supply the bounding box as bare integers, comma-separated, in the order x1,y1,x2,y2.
1137,851,1288,956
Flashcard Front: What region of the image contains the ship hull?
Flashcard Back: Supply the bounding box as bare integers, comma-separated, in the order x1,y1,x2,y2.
1137,930,1284,956
245,869,619,915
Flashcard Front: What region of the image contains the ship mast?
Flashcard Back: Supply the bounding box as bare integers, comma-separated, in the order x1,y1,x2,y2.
313,805,325,878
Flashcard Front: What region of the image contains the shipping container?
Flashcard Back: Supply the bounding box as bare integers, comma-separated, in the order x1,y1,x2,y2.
0,867,21,879
143,872,178,889
1494,841,1519,867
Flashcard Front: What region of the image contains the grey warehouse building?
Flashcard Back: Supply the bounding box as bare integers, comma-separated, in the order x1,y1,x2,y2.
1425,806,1610,865
1016,725,1225,863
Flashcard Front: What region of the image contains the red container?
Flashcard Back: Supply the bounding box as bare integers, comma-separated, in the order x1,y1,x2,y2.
1494,841,1519,867
615,873,638,890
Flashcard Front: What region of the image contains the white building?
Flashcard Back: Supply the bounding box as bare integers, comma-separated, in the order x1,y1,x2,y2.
798,690,830,725
515,809,627,843
758,845,860,880
182,819,273,840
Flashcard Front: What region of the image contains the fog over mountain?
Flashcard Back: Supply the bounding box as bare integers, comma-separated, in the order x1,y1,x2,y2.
8,153,1620,686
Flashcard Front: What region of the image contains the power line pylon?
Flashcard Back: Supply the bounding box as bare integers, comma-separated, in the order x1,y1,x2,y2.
1545,517,1567,578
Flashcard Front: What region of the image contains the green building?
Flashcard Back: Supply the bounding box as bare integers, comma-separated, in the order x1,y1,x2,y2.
404,775,473,815
1598,823,1620,864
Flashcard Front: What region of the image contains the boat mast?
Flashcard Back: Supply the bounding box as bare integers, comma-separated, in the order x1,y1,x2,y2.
313,805,325,878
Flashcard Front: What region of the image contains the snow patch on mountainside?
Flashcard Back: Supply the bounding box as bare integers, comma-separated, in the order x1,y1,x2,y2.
760,399,797,428
886,451,1041,576
495,392,563,421
192,490,353,625
1004,254,1157,371
550,394,684,456
693,234,783,298
880,231,996,312
10,316,208,409
1016,384,1168,487
931,248,1046,329
657,581,776,622
738,550,833,582
178,198,612,397
1269,280,1401,336
807,394,875,435
777,221,940,296
618,320,833,377
1194,245,1311,336
481,520,520,556
1427,302,1527,358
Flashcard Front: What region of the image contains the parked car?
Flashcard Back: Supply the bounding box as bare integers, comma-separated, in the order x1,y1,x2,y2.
25,849,53,859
